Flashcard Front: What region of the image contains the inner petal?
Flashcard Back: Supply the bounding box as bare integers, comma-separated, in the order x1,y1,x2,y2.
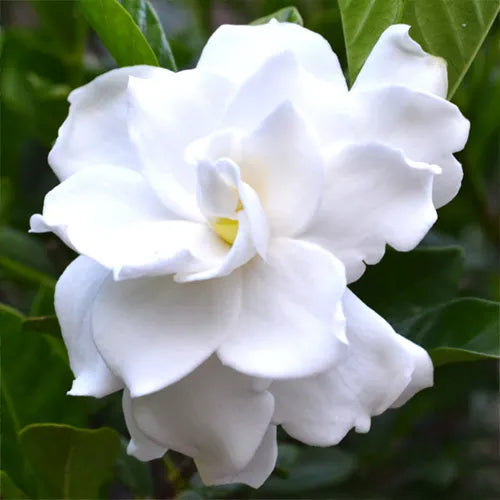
194,156,270,258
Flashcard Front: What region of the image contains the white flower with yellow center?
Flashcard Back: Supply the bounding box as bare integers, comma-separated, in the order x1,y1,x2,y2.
31,21,469,487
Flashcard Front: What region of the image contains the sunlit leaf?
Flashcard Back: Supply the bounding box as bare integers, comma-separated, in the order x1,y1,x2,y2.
80,0,176,69
119,0,177,69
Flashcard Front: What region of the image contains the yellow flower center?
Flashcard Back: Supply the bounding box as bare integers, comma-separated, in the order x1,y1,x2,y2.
212,200,242,245
213,218,239,245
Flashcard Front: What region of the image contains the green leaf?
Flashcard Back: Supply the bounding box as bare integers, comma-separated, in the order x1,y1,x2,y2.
402,298,500,366
30,0,87,61
0,305,90,492
251,6,304,26
338,0,500,96
19,424,120,499
115,437,154,498
119,0,177,70
350,246,464,326
254,448,355,497
0,470,28,499
0,225,56,289
80,0,176,69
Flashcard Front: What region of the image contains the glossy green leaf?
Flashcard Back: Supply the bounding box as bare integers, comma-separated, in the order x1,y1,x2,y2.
80,0,176,69
351,246,464,326
338,0,500,96
0,305,90,491
251,6,304,26
80,0,158,67
119,0,177,70
0,470,27,499
19,424,120,499
402,298,500,366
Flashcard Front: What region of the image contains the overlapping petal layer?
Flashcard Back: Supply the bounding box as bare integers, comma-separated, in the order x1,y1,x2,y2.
127,356,275,486
55,256,122,397
29,165,228,280
92,272,242,397
217,238,347,379
197,20,347,89
271,290,433,445
127,71,233,220
49,66,169,180
303,143,439,282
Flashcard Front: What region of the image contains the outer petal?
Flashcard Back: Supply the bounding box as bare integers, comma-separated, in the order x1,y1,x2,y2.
303,143,439,283
217,238,347,379
197,21,346,90
55,256,122,397
390,335,434,408
315,85,469,207
240,102,325,237
431,154,464,209
127,71,233,220
129,356,275,485
123,390,166,461
353,24,448,97
92,270,242,397
343,87,469,163
49,66,169,180
30,165,227,279
212,425,278,488
271,290,433,446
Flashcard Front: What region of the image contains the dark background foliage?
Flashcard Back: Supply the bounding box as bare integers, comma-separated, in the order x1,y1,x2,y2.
1,1,499,498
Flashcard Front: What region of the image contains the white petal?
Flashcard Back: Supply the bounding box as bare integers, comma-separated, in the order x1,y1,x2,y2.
211,425,278,488
30,165,227,279
175,212,254,283
431,154,463,209
197,22,346,89
122,389,166,461
176,159,270,282
129,356,275,484
55,256,122,397
217,238,347,379
92,270,242,397
196,160,240,219
271,290,432,446
353,24,448,97
391,335,434,408
345,86,470,163
240,102,325,237
127,71,233,220
196,158,270,257
220,51,346,136
303,143,439,283
49,66,170,180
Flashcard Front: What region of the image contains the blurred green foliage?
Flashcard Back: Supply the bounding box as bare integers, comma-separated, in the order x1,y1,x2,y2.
1,1,499,498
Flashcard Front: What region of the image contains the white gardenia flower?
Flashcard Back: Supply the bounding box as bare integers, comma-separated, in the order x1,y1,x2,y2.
31,21,469,487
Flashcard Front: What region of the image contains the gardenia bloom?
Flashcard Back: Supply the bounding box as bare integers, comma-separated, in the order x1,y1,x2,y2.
31,21,469,487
